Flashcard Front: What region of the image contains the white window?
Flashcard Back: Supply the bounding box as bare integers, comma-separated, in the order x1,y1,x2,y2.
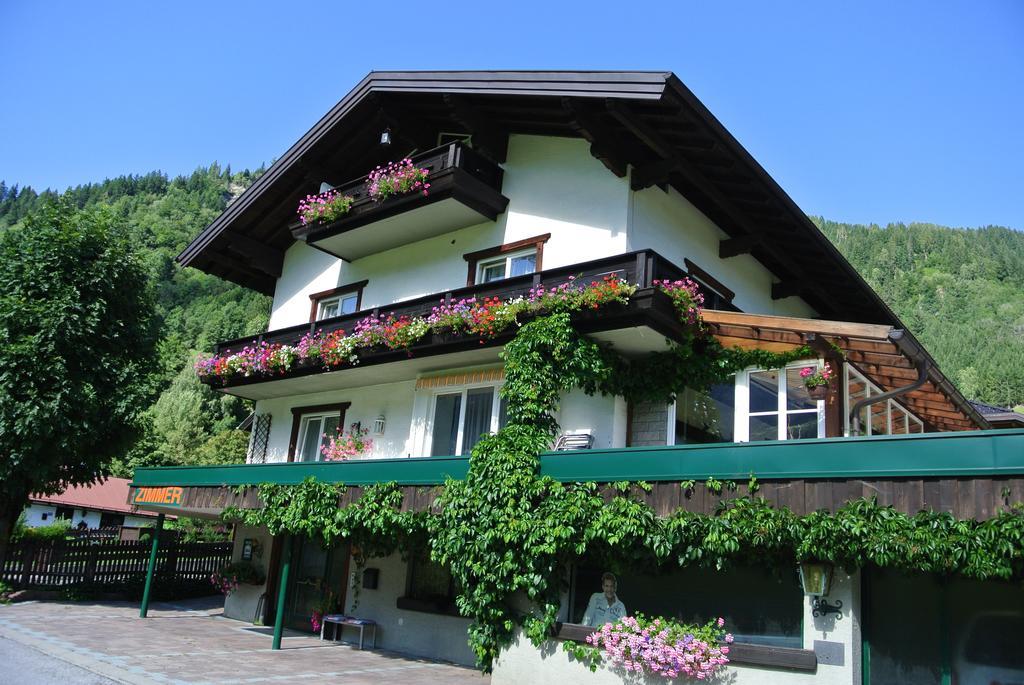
844,365,924,436
317,292,359,320
295,412,341,462
428,384,508,456
735,365,825,442
476,249,537,284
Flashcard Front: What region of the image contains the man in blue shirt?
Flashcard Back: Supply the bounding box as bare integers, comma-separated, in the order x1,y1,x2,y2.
582,572,627,627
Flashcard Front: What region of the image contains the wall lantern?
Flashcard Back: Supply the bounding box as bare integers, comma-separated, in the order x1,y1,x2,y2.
798,561,843,619
373,415,386,435
379,128,392,146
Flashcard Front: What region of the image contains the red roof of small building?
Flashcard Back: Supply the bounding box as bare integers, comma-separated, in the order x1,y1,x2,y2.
30,478,158,517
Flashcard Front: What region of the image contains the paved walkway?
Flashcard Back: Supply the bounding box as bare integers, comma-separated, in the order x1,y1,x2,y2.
0,597,489,685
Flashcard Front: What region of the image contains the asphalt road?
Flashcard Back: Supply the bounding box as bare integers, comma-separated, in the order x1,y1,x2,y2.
0,636,118,685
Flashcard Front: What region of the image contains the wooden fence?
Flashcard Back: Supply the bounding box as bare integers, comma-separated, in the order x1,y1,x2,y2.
1,537,232,589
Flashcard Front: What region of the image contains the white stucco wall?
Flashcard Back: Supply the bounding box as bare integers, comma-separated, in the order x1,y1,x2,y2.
493,570,860,685
628,183,817,318
223,525,273,623
254,379,418,463
342,551,475,666
268,135,634,330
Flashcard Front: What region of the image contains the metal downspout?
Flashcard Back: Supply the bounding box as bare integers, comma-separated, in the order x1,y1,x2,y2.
850,330,929,436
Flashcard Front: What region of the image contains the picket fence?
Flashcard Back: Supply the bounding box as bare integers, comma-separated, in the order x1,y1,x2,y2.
1,537,232,589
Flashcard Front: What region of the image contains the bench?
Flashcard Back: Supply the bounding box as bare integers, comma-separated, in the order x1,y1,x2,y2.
320,614,378,650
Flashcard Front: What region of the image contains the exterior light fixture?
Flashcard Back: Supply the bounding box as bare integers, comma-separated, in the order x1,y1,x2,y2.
798,561,843,619
380,128,392,146
373,415,386,435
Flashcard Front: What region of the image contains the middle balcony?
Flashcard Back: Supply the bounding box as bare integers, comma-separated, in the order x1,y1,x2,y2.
290,142,509,261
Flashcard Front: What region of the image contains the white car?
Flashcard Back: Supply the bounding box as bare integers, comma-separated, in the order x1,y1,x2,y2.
953,611,1023,685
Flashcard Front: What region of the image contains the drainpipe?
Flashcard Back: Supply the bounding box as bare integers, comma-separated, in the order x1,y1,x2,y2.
139,513,165,618
850,330,929,436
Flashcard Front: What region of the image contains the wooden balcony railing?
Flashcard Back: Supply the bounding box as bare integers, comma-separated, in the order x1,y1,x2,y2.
290,142,508,260
213,250,708,355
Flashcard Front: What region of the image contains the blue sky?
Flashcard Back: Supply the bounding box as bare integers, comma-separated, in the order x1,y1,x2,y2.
1,1,1021,229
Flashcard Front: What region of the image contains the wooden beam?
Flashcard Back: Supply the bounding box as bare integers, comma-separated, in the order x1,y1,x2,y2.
562,98,631,178
701,310,895,341
371,94,436,150
719,234,761,259
220,230,284,278
444,94,508,163
771,281,804,300
713,336,801,354
631,158,679,191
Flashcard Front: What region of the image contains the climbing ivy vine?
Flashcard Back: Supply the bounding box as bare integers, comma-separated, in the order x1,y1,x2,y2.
222,302,1024,673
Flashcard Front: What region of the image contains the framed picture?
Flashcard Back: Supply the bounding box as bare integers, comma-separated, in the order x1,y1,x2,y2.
241,538,254,561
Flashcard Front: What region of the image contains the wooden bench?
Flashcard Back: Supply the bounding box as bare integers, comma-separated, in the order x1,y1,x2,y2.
320,614,378,650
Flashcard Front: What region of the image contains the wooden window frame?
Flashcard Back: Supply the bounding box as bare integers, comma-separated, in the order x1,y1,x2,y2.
308,280,369,323
287,402,351,462
463,233,550,286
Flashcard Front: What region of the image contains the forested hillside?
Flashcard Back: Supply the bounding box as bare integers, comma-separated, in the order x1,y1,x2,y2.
814,218,1024,409
0,167,272,476
0,171,1020,479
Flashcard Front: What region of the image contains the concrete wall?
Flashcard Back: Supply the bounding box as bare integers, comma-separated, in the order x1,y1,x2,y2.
629,401,669,447
342,551,475,666
492,570,860,685
223,525,274,623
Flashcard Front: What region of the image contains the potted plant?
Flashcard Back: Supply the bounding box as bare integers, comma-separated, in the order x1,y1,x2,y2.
320,422,373,461
210,561,265,596
800,362,836,400
366,158,430,202
296,189,355,226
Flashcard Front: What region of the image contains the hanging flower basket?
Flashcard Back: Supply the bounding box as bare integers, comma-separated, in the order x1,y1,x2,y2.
806,384,829,401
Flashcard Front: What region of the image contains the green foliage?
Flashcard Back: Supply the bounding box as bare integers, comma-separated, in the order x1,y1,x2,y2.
222,308,1024,673
11,517,71,542
815,218,1024,407
0,200,158,546
1,166,271,481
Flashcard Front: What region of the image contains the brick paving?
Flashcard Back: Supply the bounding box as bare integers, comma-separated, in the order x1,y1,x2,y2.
0,597,489,685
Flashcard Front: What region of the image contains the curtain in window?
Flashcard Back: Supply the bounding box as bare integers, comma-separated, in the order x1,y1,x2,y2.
461,388,495,455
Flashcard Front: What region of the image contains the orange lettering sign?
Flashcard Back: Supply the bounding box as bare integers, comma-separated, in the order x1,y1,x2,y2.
133,486,183,507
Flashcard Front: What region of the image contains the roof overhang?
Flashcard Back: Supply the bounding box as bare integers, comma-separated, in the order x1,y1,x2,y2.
176,70,902,325
702,310,990,431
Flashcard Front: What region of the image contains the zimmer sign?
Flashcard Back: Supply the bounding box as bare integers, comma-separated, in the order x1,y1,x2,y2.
132,486,184,507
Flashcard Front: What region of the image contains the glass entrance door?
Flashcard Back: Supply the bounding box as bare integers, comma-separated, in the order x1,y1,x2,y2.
283,536,349,631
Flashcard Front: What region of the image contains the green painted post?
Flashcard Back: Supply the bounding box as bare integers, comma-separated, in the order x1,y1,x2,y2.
271,537,293,650
139,513,165,618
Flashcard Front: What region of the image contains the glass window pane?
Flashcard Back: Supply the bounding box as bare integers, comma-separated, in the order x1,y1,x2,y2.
749,371,779,414
340,294,358,314
430,393,462,456
749,414,778,442
890,405,908,434
480,262,506,283
319,300,339,319
498,396,508,430
321,415,340,456
786,412,818,440
299,417,323,462
786,368,817,411
871,403,888,436
675,383,735,444
462,387,495,455
509,253,536,277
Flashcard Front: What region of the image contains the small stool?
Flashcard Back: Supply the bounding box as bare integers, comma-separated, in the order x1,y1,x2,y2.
320,614,378,650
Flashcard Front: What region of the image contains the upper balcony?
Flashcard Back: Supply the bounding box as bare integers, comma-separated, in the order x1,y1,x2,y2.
290,142,509,261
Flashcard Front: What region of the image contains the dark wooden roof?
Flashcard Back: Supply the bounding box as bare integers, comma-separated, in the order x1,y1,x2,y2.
177,70,899,327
